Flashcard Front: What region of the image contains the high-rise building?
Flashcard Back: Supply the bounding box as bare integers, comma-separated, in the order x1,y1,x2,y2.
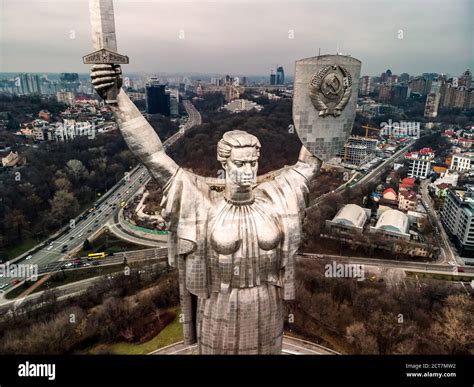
210,77,222,86
18,73,41,95
453,86,470,109
440,81,456,108
422,73,439,81
359,76,372,95
459,69,472,88
391,84,410,103
146,81,170,116
276,66,285,85
270,70,276,85
408,76,430,95
170,95,179,117
440,73,474,110
399,73,410,82
378,84,391,101
441,185,474,257
380,69,392,83
169,89,179,118
424,79,441,118
59,73,80,93
60,73,79,82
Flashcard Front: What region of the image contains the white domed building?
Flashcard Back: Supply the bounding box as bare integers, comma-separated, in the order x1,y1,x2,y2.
370,209,410,240
326,204,370,234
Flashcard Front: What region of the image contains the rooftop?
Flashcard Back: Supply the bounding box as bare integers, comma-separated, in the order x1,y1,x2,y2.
331,204,368,228
375,209,409,234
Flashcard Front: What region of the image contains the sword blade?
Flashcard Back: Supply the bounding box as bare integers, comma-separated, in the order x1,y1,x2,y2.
89,0,118,52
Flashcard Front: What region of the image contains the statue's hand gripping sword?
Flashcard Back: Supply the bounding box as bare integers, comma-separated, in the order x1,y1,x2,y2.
83,0,129,104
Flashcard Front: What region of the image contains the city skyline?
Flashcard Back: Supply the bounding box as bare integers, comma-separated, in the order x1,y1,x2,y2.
1,0,472,76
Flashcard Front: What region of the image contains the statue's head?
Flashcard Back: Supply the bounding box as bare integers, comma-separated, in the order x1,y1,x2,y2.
217,130,261,188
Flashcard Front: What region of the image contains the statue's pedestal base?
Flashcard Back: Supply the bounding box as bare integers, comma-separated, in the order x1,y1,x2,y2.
149,335,339,355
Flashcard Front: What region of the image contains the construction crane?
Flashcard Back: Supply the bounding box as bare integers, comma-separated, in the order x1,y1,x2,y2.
361,124,381,138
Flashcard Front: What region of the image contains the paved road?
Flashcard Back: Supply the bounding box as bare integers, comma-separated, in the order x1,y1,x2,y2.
297,253,474,275
0,101,201,295
0,260,170,313
106,208,167,247
356,140,415,186
309,139,415,209
164,101,202,149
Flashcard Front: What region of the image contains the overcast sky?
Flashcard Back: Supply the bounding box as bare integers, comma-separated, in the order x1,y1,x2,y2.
0,0,472,76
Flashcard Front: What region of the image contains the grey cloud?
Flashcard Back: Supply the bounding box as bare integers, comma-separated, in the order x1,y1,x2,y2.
0,0,472,76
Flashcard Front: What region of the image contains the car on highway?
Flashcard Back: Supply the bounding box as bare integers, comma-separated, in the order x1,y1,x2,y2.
25,255,33,260
0,283,7,290
69,236,74,240
87,229,92,233
458,267,465,273
61,245,68,252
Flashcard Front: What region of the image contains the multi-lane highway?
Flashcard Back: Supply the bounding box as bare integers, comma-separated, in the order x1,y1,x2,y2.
0,100,201,295
0,165,149,293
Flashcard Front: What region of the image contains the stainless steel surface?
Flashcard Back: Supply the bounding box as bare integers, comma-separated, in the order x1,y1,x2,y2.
293,55,361,161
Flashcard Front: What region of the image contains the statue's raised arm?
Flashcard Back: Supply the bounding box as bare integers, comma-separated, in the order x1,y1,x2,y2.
91,64,178,187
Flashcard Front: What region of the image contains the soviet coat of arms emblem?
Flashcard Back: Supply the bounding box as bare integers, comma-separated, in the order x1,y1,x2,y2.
293,54,361,161
309,65,352,117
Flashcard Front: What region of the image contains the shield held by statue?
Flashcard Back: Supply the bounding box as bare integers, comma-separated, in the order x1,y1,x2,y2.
293,54,361,161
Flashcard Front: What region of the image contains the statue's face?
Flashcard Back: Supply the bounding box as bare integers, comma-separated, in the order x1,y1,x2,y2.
224,146,259,187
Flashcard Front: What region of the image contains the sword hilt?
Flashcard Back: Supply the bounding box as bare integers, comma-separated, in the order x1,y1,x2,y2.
83,48,129,105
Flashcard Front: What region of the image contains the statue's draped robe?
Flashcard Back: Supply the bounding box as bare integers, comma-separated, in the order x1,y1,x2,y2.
161,162,313,354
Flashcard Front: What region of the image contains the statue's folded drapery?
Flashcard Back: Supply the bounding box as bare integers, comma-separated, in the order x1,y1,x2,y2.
161,162,312,354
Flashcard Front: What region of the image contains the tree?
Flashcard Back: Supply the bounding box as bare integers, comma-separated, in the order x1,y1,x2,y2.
4,209,29,243
431,295,474,354
65,159,88,182
49,190,80,226
54,177,72,192
346,322,378,354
